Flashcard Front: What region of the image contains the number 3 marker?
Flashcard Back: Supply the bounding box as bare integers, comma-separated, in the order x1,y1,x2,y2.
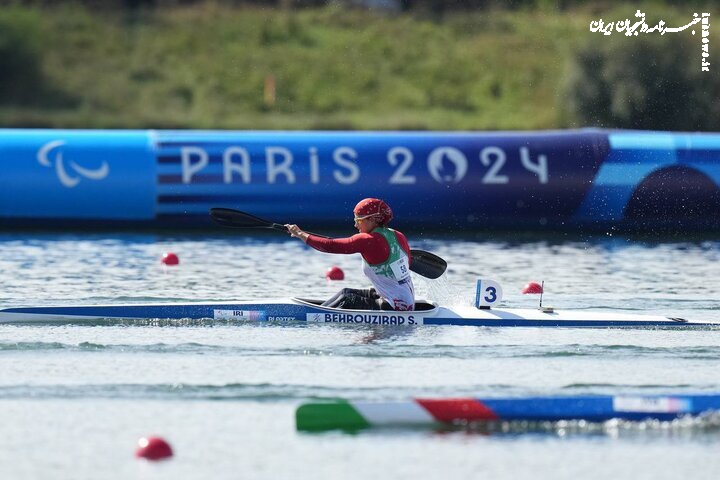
475,279,503,308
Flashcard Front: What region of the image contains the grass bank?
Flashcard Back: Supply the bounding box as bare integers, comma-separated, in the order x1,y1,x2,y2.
0,3,713,130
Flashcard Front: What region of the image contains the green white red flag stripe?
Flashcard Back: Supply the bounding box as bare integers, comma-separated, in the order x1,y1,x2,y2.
296,394,720,431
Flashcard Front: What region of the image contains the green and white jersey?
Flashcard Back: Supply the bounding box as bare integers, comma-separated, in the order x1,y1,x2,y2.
362,227,415,311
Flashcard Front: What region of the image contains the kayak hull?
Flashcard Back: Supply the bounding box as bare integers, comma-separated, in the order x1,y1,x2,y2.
0,298,716,328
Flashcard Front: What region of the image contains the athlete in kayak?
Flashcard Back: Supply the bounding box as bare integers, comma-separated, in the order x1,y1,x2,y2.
286,198,415,311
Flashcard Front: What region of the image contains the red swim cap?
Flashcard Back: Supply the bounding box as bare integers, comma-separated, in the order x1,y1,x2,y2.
353,198,393,225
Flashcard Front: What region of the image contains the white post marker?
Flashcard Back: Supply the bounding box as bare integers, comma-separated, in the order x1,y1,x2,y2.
475,279,503,309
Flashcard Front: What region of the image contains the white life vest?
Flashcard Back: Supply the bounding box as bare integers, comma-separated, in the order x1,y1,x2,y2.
361,227,415,311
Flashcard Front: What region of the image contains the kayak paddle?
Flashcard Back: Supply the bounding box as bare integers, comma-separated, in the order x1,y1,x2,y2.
209,208,447,279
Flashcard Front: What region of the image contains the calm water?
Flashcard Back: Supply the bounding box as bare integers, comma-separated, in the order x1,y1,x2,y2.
1,233,719,480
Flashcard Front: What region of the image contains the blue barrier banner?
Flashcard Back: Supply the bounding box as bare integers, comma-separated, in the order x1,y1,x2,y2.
574,132,720,224
0,130,155,220
155,130,609,228
1,129,719,230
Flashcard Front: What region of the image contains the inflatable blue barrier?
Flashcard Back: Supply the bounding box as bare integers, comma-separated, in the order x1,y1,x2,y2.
1,128,718,231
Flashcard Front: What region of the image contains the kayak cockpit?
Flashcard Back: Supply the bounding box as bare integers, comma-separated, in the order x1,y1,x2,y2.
292,297,438,312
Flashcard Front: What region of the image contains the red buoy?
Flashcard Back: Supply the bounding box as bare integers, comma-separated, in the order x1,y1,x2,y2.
161,252,179,266
135,436,173,461
326,266,344,281
522,282,543,294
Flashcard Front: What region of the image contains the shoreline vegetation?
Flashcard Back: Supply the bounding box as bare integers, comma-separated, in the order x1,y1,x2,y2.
0,2,717,130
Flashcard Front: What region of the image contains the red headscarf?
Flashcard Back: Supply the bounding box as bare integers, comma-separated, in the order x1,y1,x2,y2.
353,198,393,226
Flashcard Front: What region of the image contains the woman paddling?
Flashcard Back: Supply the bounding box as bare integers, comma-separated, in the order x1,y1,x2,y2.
285,198,415,311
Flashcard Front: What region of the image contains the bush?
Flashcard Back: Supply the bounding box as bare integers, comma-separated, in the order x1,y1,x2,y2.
0,8,44,104
562,33,720,131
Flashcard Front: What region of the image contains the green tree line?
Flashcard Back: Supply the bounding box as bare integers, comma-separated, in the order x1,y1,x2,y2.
0,2,717,130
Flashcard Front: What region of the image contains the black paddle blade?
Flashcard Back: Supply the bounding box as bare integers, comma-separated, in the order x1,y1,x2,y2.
210,208,330,238
209,208,285,231
409,249,447,279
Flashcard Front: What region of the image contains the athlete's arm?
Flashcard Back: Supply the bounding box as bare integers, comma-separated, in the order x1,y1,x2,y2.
306,233,389,265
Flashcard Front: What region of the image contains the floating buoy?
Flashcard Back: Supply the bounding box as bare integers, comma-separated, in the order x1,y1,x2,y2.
135,436,173,461
161,252,179,266
522,281,543,294
326,266,344,281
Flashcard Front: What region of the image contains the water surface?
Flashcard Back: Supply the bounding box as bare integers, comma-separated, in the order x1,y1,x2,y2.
0,233,719,479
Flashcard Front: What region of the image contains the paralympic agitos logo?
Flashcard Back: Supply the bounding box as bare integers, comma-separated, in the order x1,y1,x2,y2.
37,140,110,188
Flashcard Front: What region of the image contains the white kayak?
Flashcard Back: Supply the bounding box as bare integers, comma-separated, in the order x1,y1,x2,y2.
0,296,715,328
